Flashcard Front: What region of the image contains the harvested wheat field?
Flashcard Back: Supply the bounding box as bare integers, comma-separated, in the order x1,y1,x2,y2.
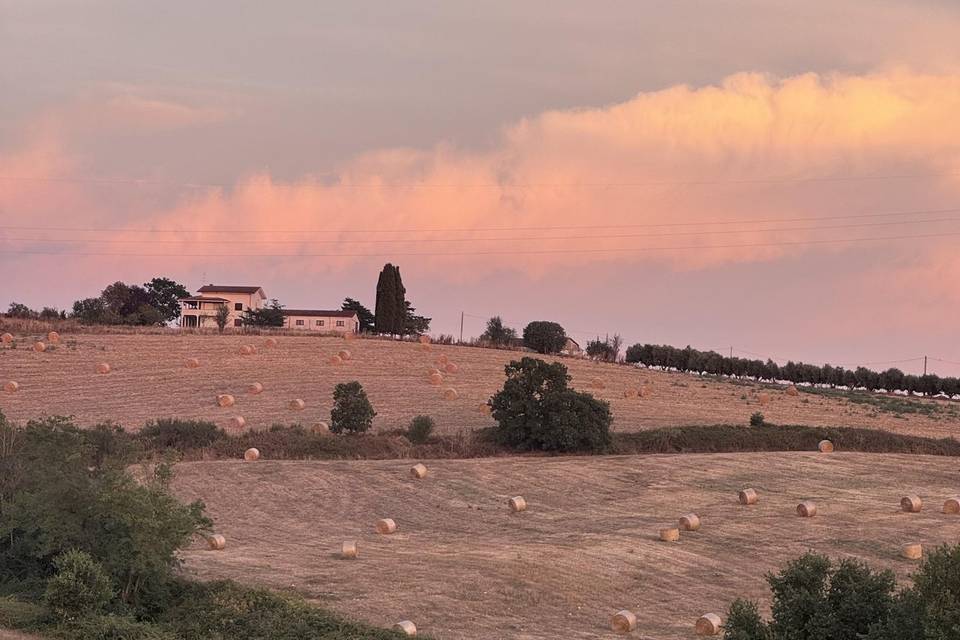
173,452,960,639
2,333,959,438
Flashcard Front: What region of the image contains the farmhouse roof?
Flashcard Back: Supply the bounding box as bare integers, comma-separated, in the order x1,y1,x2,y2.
281,309,358,318
180,295,229,303
197,285,265,295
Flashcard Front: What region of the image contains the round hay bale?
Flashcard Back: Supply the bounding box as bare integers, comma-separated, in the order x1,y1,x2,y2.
738,488,759,505
1,333,13,344
695,613,722,636
329,354,343,366
243,447,259,461
343,331,356,341
679,513,701,531
239,344,256,356
264,337,279,348
429,372,443,385
247,382,264,395
428,367,442,376
289,398,305,411
611,610,637,634
206,534,226,550
95,362,111,374
230,416,247,430
638,386,649,398
508,496,527,512
341,541,358,559
818,440,834,453
376,518,397,535
758,392,770,405
338,349,351,361
313,421,330,435
3,381,19,393
785,385,799,396
436,354,448,365
410,463,428,479
393,620,417,636
476,402,491,415
943,497,960,514
442,387,458,400
444,362,459,374
902,543,923,560
216,394,235,408
419,335,431,345
33,341,46,353
900,495,923,513
797,501,817,518
623,388,637,398
185,357,200,369
659,527,680,542
47,331,60,344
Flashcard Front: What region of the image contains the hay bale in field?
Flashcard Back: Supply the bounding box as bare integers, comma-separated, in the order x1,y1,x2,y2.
611,610,637,634
247,382,264,395
902,543,923,560
428,367,441,376
47,331,60,344
329,354,343,366
436,354,448,366
818,440,834,453
289,398,305,411
343,331,356,341
785,385,799,396
96,362,111,374
429,372,443,385
758,392,770,405
3,381,19,393
509,496,527,512
696,613,722,636
338,349,351,361
943,497,960,514
1,333,13,344
312,421,330,435
410,463,428,479
341,541,358,559
797,501,817,517
185,357,201,369
444,362,459,374
638,386,649,398
206,534,226,550
243,447,259,461
659,527,680,542
901,495,923,513
230,416,247,430
679,513,701,531
216,394,235,408
476,402,492,415
393,621,417,636
239,344,256,356
443,387,458,400
376,518,397,534
33,341,46,353
264,337,279,348
739,488,759,505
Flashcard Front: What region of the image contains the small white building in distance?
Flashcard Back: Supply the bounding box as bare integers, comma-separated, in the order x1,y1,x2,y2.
281,309,359,334
180,285,266,328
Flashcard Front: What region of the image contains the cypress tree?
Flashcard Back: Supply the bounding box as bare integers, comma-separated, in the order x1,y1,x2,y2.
393,265,407,334
375,264,398,334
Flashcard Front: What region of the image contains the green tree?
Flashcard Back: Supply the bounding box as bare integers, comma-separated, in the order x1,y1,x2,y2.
214,304,230,333
44,550,114,621
330,382,377,434
480,316,517,346
407,415,435,444
71,298,110,324
401,300,431,336
341,298,375,333
523,321,567,354
241,299,284,327
144,277,190,323
374,263,405,335
6,302,37,318
39,307,61,321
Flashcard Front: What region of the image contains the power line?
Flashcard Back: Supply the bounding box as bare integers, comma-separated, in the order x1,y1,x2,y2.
4,214,960,245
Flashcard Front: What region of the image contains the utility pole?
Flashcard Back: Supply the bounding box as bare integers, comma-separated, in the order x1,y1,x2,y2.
923,355,928,376
459,311,464,344
730,346,733,359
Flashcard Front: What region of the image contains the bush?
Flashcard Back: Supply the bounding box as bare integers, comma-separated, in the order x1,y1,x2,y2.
407,415,435,444
0,596,45,629
522,321,566,354
53,614,176,640
724,599,771,640
44,550,114,621
140,419,224,450
750,412,765,427
330,381,376,434
490,357,612,453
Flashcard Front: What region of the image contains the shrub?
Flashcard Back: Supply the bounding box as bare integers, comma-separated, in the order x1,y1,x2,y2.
330,381,376,434
140,419,224,450
490,357,612,453
407,415,435,444
54,614,177,640
44,550,114,621
907,543,960,637
522,321,566,354
750,412,765,427
0,596,45,629
724,599,771,640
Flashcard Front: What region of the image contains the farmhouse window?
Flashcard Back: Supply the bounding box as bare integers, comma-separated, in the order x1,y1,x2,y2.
234,303,243,311
233,319,242,327
315,320,322,326
296,319,304,326
336,320,344,327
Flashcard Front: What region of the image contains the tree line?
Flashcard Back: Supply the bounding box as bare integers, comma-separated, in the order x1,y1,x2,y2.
624,343,960,397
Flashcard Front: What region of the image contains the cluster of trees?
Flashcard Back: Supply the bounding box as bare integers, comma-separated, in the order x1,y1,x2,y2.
625,343,960,397
373,263,430,336
71,277,190,326
586,335,623,362
522,320,567,354
5,302,67,321
480,316,517,346
724,548,960,639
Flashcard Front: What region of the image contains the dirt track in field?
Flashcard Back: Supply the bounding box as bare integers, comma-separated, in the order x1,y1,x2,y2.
2,333,959,439
172,452,960,640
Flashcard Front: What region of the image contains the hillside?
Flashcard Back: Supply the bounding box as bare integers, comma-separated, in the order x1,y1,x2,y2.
2,333,959,438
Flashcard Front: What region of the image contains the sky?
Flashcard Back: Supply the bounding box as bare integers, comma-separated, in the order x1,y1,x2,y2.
2,1,960,375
